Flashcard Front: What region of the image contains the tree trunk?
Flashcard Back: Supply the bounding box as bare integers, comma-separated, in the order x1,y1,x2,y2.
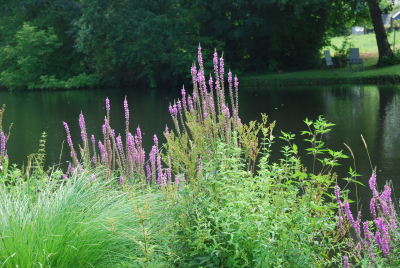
368,0,393,65
315,0,333,46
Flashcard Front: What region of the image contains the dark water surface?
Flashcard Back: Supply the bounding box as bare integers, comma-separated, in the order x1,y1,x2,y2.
1,84,399,219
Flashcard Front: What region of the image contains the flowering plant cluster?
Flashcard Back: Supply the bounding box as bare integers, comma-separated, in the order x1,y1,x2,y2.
0,104,9,167
335,174,400,267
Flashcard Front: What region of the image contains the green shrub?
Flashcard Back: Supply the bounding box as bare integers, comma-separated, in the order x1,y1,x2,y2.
0,23,61,89
164,117,348,267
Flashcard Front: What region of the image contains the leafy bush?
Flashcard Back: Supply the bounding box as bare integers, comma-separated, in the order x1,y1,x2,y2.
381,48,400,66
0,23,61,89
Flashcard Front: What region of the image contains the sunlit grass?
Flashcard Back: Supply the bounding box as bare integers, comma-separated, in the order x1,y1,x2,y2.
328,30,400,57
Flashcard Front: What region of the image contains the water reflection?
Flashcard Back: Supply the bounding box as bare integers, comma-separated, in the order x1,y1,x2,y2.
0,84,399,219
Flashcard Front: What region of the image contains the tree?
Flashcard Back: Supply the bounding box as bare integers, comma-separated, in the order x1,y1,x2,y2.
76,0,195,87
0,23,61,89
367,0,393,65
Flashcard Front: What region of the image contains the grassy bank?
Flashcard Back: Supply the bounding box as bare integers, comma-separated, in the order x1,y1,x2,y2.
241,32,400,87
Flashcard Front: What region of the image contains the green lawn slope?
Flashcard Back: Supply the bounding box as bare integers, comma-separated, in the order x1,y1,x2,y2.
241,31,400,87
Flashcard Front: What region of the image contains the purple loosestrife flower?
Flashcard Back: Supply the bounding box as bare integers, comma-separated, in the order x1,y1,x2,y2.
193,91,197,104
219,55,224,84
127,133,135,156
175,175,179,187
198,45,203,69
116,135,124,153
150,145,157,182
63,122,73,148
106,97,110,112
334,185,345,235
102,122,107,138
157,155,162,187
344,200,355,225
177,99,182,113
98,141,106,164
146,165,151,183
153,135,158,147
136,127,142,145
0,131,5,159
363,221,376,259
124,98,129,117
165,126,170,139
369,174,379,218
110,128,115,138
343,256,349,268
188,95,194,113
228,70,233,103
91,135,96,147
209,75,213,91
63,175,68,180
355,242,361,258
79,113,87,144
92,174,96,181
234,75,239,110
225,106,230,119
181,86,187,113
374,217,391,256
120,176,123,186
370,196,377,218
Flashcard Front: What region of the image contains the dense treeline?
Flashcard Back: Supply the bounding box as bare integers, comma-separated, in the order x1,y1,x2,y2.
0,0,378,89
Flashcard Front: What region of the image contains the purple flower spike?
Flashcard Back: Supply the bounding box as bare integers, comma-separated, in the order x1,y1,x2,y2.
120,176,123,186
146,165,151,183
220,55,225,82
343,256,349,268
0,131,5,159
188,95,194,113
153,134,158,147
181,86,187,113
106,97,110,112
234,75,239,89
175,175,179,186
63,122,74,149
165,125,170,138
177,99,182,111
374,217,391,256
344,200,354,225
124,99,129,120
79,113,87,143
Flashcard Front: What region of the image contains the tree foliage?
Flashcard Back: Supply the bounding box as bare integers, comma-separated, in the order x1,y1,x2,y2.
0,0,394,89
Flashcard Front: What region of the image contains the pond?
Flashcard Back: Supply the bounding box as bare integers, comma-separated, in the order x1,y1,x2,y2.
1,84,399,219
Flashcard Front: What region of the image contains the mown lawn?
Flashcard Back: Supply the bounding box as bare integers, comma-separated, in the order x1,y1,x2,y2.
241,32,400,86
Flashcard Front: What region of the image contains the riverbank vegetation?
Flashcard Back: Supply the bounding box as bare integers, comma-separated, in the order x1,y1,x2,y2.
1,47,399,267
1,0,398,90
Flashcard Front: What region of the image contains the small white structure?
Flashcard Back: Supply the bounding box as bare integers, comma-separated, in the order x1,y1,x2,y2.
351,26,364,35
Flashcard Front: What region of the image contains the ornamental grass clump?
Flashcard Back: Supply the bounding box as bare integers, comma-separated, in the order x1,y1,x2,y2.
0,169,172,267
